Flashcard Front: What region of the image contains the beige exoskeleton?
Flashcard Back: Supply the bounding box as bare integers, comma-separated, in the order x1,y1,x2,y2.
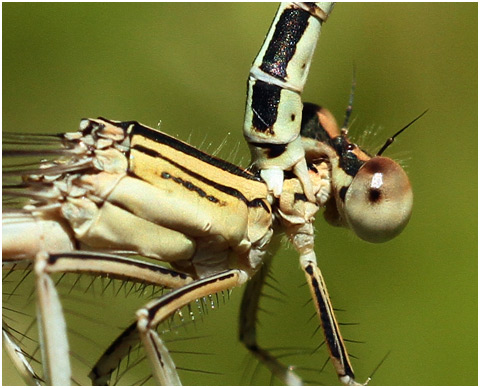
3,2,417,386
3,117,332,385
3,99,415,386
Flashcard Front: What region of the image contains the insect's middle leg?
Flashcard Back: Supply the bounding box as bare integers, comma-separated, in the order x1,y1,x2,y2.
91,269,249,385
137,270,248,385
239,258,302,385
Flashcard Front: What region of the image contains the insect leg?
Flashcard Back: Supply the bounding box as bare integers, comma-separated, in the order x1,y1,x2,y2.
134,270,249,385
301,257,366,386
12,250,194,386
34,252,71,385
2,320,43,386
279,182,367,386
239,257,302,385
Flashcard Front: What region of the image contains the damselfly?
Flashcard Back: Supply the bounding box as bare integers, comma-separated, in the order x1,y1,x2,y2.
3,3,415,386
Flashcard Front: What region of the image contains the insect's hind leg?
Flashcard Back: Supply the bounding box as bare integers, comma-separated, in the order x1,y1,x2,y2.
34,252,72,385
239,259,303,385
11,250,195,386
3,320,44,386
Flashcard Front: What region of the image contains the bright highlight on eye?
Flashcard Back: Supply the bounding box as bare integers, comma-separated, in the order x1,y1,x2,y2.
371,172,383,189
344,157,413,243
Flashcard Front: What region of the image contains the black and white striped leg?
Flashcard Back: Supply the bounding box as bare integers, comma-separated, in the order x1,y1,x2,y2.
301,255,367,386
133,270,248,385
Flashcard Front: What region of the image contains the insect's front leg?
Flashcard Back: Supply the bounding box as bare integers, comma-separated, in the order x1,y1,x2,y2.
243,2,334,201
278,163,367,386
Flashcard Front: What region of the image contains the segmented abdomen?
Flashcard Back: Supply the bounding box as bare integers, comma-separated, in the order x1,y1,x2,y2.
243,2,332,144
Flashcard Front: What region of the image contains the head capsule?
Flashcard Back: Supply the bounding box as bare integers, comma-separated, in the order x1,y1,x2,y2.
341,156,413,243
300,102,413,243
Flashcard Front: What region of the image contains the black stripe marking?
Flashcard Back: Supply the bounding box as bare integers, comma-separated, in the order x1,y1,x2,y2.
132,143,269,212
251,81,281,134
47,253,189,280
150,332,165,367
250,198,271,213
260,7,310,81
305,264,355,379
249,142,287,158
161,170,213,201
147,271,236,320
126,121,262,182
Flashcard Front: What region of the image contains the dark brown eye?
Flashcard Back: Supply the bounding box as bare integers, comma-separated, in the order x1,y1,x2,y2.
344,157,413,243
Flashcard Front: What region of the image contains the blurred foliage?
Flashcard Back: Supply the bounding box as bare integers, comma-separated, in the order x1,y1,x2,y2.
3,3,477,386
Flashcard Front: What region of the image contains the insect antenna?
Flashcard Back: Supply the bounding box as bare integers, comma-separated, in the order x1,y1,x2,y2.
341,65,357,136
377,109,428,156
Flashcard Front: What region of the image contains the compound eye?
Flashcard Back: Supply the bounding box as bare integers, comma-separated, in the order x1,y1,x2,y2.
344,157,413,243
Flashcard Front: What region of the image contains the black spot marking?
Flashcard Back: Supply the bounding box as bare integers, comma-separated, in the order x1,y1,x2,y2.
183,181,195,191
267,144,287,158
161,172,170,179
369,188,382,203
332,137,365,177
207,195,219,203
294,193,308,202
291,114,296,121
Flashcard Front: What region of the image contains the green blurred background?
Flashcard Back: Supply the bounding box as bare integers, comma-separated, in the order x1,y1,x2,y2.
3,3,477,386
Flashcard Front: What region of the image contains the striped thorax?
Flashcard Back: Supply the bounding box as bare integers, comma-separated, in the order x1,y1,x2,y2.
3,3,418,386
243,2,334,201
3,118,274,278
